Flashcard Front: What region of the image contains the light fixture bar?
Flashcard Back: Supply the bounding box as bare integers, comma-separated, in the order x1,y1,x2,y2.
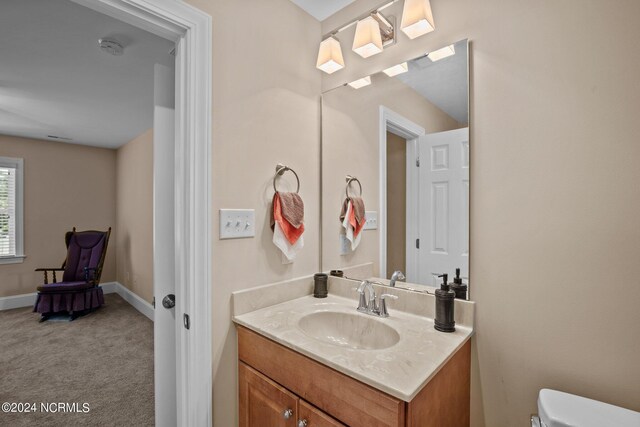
371,12,395,46
321,0,400,40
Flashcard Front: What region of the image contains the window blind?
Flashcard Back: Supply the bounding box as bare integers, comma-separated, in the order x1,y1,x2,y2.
0,166,16,257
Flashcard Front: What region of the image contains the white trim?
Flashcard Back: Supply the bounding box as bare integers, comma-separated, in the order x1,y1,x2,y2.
101,282,118,294
0,291,36,310
0,156,24,260
405,138,419,282
378,106,425,279
0,255,26,265
71,1,212,425
113,282,155,321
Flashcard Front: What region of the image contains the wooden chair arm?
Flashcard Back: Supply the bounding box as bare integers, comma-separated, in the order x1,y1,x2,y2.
35,268,65,284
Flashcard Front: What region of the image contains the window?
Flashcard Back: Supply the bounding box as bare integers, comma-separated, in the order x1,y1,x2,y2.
0,156,24,264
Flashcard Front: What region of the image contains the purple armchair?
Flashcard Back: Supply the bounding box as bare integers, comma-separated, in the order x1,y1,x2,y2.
33,227,111,321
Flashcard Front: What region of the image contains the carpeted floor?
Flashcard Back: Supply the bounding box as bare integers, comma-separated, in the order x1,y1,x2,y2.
0,293,154,426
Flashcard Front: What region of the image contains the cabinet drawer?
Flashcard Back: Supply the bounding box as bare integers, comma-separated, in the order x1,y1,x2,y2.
238,326,405,427
299,400,346,427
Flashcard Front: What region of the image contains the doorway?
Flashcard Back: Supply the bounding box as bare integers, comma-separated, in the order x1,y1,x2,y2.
75,1,213,424
0,0,212,424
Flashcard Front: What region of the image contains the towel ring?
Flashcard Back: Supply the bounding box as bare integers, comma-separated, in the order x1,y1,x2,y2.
345,175,362,198
273,163,300,193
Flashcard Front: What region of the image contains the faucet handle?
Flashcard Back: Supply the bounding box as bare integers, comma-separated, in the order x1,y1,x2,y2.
356,281,369,312
379,294,398,318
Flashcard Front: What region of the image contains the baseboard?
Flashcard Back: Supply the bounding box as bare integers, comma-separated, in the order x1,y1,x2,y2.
112,282,154,321
101,282,118,294
0,281,154,322
0,292,37,311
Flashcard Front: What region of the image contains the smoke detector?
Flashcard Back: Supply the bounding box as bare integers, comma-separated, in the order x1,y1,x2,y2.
98,38,124,56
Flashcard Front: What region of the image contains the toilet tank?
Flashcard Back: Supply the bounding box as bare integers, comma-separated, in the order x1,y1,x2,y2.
538,389,640,427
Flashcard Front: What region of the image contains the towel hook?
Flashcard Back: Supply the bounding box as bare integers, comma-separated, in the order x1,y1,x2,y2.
345,175,362,198
274,163,300,193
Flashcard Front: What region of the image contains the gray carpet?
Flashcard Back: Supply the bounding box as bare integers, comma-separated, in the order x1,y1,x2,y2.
0,293,154,426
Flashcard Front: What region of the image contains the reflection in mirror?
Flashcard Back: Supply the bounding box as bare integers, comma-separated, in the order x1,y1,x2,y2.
321,39,469,296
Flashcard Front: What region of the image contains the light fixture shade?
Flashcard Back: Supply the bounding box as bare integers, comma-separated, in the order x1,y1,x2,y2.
316,37,345,74
347,76,372,89
428,45,455,61
400,0,435,40
352,16,383,58
383,62,409,77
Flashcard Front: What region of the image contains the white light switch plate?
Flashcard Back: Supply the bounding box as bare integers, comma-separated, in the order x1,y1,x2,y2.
363,211,378,230
219,209,255,239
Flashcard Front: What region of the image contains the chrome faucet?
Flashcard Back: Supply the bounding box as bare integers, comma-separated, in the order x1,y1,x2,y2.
356,280,398,318
389,270,406,287
357,280,377,314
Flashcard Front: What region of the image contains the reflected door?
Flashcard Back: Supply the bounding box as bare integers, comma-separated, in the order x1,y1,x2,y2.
417,128,469,286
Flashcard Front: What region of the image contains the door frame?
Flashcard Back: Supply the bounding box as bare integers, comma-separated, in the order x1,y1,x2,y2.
378,106,424,280
72,0,212,425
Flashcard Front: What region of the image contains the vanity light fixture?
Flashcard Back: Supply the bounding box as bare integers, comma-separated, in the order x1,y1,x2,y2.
316,0,437,74
400,0,435,40
352,16,384,58
428,44,455,61
316,36,345,74
347,76,372,89
382,62,408,77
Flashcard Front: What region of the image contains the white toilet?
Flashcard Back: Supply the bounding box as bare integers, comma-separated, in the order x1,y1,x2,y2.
531,389,640,427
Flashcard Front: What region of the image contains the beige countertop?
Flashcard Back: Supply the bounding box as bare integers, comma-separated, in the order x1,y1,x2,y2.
232,276,475,402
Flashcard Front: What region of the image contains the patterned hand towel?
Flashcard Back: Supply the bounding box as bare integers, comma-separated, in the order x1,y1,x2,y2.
271,193,304,245
278,192,304,229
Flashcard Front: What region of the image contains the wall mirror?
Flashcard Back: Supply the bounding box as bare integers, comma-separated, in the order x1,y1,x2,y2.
321,39,470,295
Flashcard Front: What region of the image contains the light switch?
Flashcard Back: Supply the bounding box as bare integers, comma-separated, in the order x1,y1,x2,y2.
219,209,255,239
363,211,378,230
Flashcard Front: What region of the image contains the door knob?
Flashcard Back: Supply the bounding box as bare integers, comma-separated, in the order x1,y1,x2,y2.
283,408,293,419
298,419,308,427
162,294,175,309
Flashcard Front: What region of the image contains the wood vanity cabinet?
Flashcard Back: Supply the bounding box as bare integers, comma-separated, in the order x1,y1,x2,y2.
240,362,345,427
238,326,470,427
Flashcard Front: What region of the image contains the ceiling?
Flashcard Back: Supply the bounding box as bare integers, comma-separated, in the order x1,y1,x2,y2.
0,0,174,149
289,0,356,21
397,40,469,124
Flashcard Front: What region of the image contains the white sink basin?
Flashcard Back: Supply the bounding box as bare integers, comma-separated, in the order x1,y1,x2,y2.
297,310,400,350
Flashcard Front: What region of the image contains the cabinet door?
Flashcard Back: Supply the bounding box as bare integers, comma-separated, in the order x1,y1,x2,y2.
239,362,298,427
298,400,346,427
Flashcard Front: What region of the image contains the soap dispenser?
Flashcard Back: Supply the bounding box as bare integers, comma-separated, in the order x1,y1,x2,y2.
434,273,456,333
450,268,468,300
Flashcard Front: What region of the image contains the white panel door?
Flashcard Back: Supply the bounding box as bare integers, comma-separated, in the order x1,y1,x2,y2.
417,128,469,286
153,63,177,426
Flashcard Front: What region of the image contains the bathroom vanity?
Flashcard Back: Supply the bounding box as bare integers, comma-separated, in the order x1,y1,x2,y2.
233,276,474,427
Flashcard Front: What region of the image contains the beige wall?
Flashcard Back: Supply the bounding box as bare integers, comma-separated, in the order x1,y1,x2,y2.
0,135,116,297
322,75,459,274
182,1,321,426
115,129,153,303
386,132,406,277
325,0,640,425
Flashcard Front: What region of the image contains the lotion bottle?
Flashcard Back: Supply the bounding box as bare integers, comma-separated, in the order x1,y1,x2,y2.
434,273,456,332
